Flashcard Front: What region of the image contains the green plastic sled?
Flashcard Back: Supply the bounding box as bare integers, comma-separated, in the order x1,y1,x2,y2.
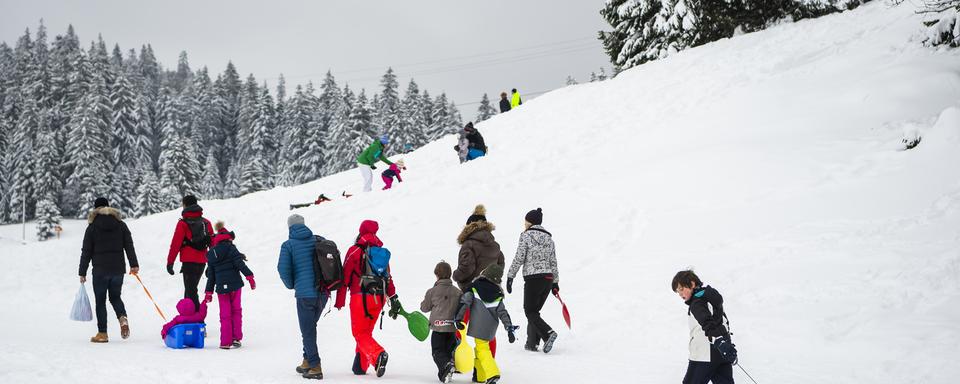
397,307,430,342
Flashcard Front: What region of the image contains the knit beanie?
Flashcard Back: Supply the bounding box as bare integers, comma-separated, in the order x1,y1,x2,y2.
94,197,110,208
525,208,543,225
287,214,305,228
466,204,487,225
481,264,504,285
182,195,198,207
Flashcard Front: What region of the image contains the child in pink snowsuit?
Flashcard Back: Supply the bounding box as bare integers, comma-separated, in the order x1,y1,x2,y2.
381,160,406,190
161,298,208,339
204,223,256,349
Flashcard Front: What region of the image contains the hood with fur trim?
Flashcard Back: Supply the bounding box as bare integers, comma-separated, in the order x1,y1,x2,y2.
458,220,496,245
87,206,123,224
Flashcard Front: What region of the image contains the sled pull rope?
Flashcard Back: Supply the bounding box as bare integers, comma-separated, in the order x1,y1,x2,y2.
133,273,167,321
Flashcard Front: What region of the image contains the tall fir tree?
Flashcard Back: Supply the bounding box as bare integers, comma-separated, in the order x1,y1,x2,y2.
476,93,497,122
134,167,164,217
200,147,221,199
375,67,400,140
34,111,61,240
65,74,111,218
392,79,427,155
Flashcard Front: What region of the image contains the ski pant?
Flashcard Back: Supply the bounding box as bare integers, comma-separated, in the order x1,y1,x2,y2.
359,164,373,192
349,294,386,372
92,274,126,333
381,175,394,190
467,149,485,161
683,360,734,384
431,331,457,379
523,276,554,347
474,338,500,382
217,289,243,347
181,262,205,311
455,307,497,356
297,294,329,367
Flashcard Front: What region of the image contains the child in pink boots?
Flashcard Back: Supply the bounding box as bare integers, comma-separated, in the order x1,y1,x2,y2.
161,298,208,339
204,222,256,349
382,160,406,190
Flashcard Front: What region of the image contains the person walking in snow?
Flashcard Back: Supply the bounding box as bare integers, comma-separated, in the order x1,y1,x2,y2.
381,159,406,190
453,264,518,384
672,270,737,384
203,222,256,349
334,220,403,378
420,261,462,383
79,197,139,343
499,92,511,113
166,195,214,311
278,214,330,379
357,135,395,192
463,123,488,161
506,208,560,353
453,204,505,356
510,88,522,109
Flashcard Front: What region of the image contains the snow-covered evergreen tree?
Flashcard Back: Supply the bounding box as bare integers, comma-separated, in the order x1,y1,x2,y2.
566,75,579,86
159,131,200,203
65,74,111,218
134,167,164,217
200,147,221,199
375,67,400,140
475,93,497,122
598,67,608,81
109,71,138,213
34,114,61,240
393,79,427,155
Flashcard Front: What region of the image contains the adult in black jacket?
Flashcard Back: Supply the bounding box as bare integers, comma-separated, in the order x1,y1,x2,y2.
79,198,139,343
499,92,511,113
464,122,488,160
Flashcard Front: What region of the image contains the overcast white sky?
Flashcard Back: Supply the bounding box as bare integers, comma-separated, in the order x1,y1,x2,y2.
0,0,610,119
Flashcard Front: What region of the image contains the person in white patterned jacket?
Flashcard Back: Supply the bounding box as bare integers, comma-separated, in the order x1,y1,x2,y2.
505,208,560,354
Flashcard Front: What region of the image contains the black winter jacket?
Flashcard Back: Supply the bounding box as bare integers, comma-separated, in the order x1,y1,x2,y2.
204,240,254,294
499,98,511,113
79,207,139,276
466,130,487,154
686,285,730,338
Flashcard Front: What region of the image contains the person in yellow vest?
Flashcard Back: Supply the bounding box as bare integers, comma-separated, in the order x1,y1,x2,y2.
510,89,522,109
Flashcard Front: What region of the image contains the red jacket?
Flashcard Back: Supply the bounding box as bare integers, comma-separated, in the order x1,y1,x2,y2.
335,220,396,308
166,206,214,265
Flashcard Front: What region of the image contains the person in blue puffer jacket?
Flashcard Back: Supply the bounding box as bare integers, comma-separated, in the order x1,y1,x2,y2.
278,214,328,379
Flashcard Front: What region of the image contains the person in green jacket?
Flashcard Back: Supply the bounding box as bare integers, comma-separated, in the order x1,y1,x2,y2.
356,135,394,192
511,88,522,109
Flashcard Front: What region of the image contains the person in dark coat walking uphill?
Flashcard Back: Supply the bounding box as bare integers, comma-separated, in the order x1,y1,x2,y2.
79,197,139,343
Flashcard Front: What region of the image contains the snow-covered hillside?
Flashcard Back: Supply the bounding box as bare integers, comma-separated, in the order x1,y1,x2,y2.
2,2,960,383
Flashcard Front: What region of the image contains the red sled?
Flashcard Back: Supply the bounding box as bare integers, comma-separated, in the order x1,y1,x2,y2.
552,291,571,329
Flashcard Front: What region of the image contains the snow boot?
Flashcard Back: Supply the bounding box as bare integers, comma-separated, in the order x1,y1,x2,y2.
524,343,539,352
119,316,130,339
302,363,323,380
375,351,389,377
90,332,108,343
485,375,500,384
352,352,366,375
441,361,455,383
543,331,558,354
296,359,311,374
232,340,242,348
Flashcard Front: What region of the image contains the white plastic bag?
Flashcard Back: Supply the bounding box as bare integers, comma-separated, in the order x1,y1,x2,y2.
70,283,93,322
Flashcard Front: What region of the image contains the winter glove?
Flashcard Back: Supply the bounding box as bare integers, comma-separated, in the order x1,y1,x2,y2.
166,264,175,275
456,321,466,331
552,282,560,294
506,325,519,344
204,292,213,303
246,275,256,290
506,278,513,294
370,165,377,170
713,335,738,364
388,295,402,319
129,267,139,275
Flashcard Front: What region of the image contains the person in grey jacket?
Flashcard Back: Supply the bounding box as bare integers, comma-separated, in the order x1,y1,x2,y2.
454,264,516,384
506,208,560,353
420,261,462,383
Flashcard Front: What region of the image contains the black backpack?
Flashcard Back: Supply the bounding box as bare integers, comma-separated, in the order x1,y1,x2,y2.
180,217,211,251
312,235,343,292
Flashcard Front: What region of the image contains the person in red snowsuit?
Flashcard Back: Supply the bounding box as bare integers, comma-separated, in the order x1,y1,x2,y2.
166,195,214,311
334,220,402,377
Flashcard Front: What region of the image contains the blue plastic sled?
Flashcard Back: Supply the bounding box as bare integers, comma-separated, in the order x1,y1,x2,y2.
164,323,206,349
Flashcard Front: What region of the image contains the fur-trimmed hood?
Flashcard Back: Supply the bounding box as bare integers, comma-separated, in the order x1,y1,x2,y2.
87,206,123,224
457,220,496,245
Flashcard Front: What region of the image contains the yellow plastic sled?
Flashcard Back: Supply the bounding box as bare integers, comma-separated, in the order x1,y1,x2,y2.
454,326,474,373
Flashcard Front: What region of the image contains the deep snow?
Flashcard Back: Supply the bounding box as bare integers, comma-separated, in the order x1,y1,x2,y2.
2,2,960,383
